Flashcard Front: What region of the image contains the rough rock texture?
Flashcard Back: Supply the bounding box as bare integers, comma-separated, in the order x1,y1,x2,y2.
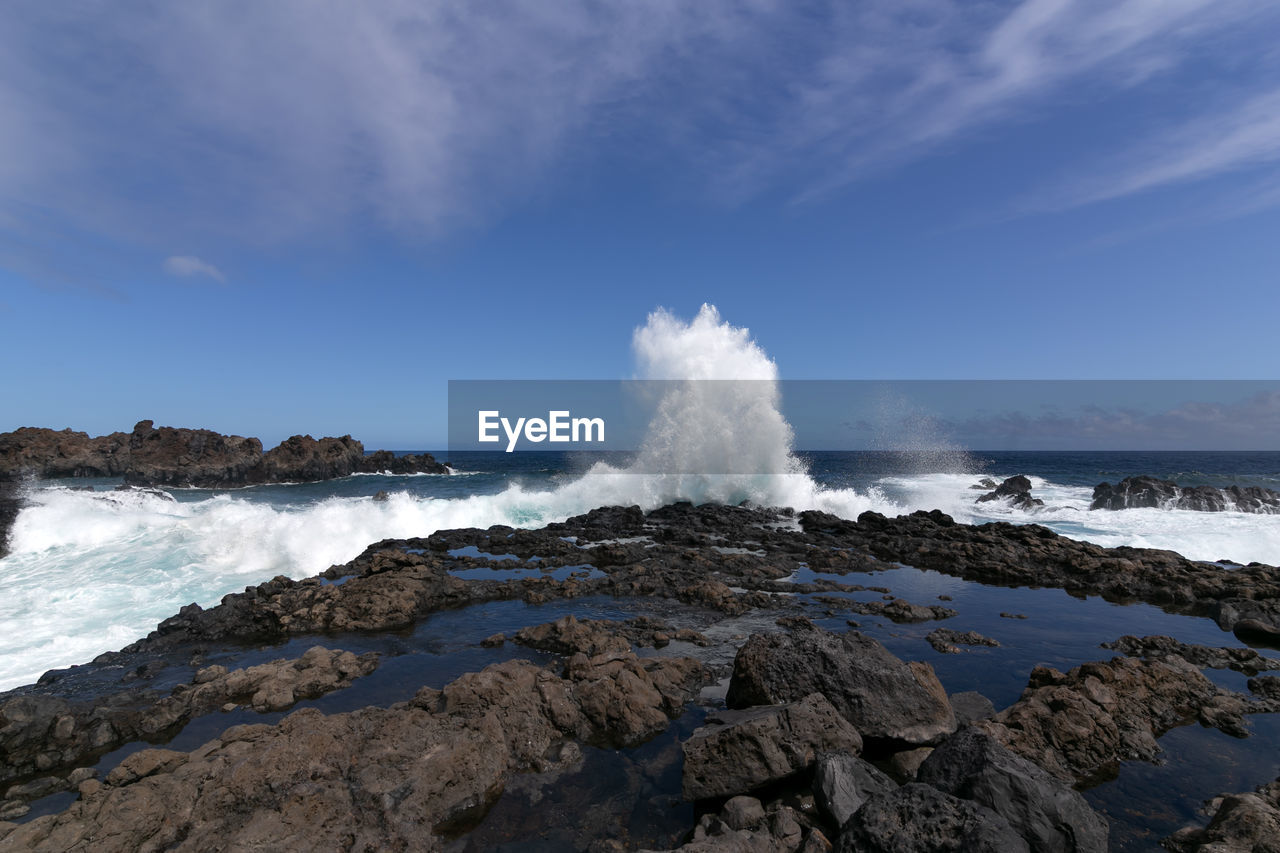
0,650,706,852
1164,776,1280,852
0,647,378,800
813,752,897,828
1091,476,1280,514
976,475,1044,510
0,422,448,487
725,626,956,747
1102,635,1280,675
917,727,1109,852
836,784,1030,853
799,508,1280,638
0,475,18,559
681,693,862,801
845,598,957,623
926,628,1000,654
976,656,1253,785
950,692,997,726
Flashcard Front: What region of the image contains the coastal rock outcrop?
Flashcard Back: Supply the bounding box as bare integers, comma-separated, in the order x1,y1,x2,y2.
0,475,19,559
681,693,863,801
0,647,707,851
975,475,1044,510
725,625,956,747
1164,775,1280,852
1091,476,1280,513
975,656,1253,785
0,421,449,487
916,727,1109,852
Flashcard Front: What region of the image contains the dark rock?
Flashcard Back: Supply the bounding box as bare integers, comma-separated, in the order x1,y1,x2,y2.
1102,635,1280,675
976,656,1249,785
926,628,999,654
681,693,862,801
720,796,766,831
725,627,956,747
846,598,957,623
0,422,448,488
0,475,20,560
949,691,996,726
1091,476,1280,513
836,783,1030,853
813,752,896,828
884,747,933,782
372,490,390,502
917,726,1109,852
2,651,705,851
1164,775,1280,852
976,475,1044,510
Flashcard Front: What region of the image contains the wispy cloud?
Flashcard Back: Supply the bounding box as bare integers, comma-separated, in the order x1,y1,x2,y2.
163,255,225,283
1,0,1278,275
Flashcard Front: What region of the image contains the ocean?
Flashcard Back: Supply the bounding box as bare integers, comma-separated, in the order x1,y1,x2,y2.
2,448,1278,692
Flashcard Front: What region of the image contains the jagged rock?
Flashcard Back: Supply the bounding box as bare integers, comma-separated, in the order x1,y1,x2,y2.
836,783,1030,853
1091,476,1280,514
846,598,957,623
926,628,999,654
884,747,933,782
976,475,1044,510
0,647,378,794
950,691,996,726
725,627,955,746
0,422,447,488
976,656,1250,785
813,753,896,827
1102,635,1280,675
681,693,862,801
917,727,1109,852
0,651,705,852
1164,776,1280,852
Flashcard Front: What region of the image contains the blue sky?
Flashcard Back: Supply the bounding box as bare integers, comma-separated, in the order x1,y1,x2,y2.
3,1,1280,447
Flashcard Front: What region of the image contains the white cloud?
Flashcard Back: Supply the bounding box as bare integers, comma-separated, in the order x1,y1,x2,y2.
1,0,1279,267
163,255,225,283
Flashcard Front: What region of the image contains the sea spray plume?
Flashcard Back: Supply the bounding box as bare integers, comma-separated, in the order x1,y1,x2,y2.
630,305,804,483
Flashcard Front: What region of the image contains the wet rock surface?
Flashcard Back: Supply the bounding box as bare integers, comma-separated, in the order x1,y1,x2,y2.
1091,476,1280,514
0,421,447,486
3,501,1280,849
0,475,18,559
725,624,956,747
1164,775,1280,852
975,475,1044,510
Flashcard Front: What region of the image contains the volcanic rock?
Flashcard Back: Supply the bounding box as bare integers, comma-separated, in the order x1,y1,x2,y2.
976,475,1044,510
1091,476,1280,513
836,783,1030,853
725,627,956,747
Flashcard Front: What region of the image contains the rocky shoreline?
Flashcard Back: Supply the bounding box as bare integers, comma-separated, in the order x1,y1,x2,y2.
0,421,449,487
2,503,1280,850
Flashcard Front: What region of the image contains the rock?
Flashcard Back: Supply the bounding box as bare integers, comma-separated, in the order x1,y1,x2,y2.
917,727,1109,852
949,691,996,726
976,475,1044,510
721,796,766,831
926,628,999,654
681,693,862,801
836,784,1030,853
884,747,932,782
846,598,957,623
372,490,390,502
480,633,505,647
976,656,1247,785
725,627,956,746
0,475,21,560
1102,635,1280,675
0,423,447,487
1091,476,1280,514
0,651,705,852
1164,776,1280,852
813,753,896,827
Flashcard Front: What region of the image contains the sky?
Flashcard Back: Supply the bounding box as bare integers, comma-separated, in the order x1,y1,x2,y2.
2,1,1280,447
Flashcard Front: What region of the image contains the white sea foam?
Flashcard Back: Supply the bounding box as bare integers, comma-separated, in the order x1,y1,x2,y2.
2,305,1278,689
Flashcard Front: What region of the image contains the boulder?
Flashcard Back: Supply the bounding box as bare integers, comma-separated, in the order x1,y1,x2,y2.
681,693,862,801
917,727,1109,852
836,784,1030,853
725,627,955,746
813,752,896,827
1164,776,1280,852
976,475,1044,510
